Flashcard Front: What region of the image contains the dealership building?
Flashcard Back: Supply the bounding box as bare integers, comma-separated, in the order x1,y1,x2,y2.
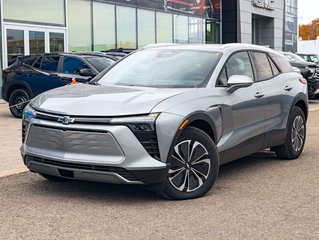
0,0,297,96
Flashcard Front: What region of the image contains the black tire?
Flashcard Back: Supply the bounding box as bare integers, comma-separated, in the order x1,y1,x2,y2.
274,106,306,160
39,173,68,182
8,89,30,118
159,127,219,200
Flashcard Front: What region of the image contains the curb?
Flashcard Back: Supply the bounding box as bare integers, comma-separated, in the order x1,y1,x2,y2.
0,167,28,178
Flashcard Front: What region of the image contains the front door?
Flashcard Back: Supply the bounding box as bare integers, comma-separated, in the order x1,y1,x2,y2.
216,51,267,163
3,23,66,68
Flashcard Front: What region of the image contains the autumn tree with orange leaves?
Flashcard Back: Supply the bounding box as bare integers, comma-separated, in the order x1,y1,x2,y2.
299,18,319,40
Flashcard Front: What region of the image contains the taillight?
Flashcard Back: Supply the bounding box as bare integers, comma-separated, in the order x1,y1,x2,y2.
299,78,307,84
3,69,12,73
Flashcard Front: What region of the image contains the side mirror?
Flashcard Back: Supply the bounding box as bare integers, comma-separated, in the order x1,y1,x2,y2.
79,68,96,77
227,75,253,93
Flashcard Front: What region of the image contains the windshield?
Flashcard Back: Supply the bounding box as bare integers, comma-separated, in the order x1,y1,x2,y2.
98,49,221,88
85,57,115,72
284,52,307,63
309,55,319,63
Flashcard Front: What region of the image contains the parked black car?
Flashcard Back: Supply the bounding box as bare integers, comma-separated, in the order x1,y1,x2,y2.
283,52,319,99
2,53,116,118
297,53,319,64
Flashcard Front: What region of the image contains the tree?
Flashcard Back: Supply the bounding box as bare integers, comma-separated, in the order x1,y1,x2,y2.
299,18,319,40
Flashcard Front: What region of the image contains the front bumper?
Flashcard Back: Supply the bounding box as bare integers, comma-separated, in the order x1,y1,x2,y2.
21,117,168,185
308,77,319,96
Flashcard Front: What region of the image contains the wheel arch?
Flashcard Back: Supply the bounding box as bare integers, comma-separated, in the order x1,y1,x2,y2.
169,111,219,153
292,93,308,120
6,82,33,100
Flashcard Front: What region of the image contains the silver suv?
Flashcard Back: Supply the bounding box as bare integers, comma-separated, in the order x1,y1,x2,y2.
21,44,308,200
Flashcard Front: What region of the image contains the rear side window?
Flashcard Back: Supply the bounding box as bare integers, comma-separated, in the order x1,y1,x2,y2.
252,52,273,81
270,54,293,73
268,56,280,76
23,56,38,66
62,57,89,74
41,56,60,72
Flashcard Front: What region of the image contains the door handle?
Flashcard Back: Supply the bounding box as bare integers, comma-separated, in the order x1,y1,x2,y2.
255,92,264,98
27,73,35,77
284,86,293,91
60,76,70,81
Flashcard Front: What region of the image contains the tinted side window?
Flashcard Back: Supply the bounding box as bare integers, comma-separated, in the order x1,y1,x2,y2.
270,54,293,73
62,57,89,74
23,56,38,66
252,52,273,81
33,57,42,69
226,51,254,80
41,56,60,71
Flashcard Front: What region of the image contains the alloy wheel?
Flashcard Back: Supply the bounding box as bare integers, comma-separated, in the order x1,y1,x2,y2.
291,115,305,152
168,140,211,193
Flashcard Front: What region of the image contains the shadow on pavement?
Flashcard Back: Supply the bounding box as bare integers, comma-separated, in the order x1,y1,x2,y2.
24,150,282,202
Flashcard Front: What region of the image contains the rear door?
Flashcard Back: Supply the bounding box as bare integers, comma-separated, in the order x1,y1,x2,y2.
27,55,64,96
252,52,299,148
218,51,267,163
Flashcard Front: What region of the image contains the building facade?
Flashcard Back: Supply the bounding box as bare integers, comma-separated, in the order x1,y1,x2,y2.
0,0,294,97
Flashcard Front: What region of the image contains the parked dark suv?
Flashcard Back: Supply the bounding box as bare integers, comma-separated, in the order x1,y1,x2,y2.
297,53,319,64
282,52,319,99
2,53,116,118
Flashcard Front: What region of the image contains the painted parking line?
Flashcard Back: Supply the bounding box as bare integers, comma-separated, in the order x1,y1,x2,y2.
0,167,28,178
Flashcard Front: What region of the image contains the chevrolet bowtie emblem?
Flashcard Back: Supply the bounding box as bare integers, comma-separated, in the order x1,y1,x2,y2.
58,116,75,125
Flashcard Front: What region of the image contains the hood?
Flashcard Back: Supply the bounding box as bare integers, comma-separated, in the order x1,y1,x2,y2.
290,61,317,68
31,84,190,116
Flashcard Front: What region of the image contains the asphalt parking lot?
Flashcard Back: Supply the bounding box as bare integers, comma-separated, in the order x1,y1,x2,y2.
1,102,319,239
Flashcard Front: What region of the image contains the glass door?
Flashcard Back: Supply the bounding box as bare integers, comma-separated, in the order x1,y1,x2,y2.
29,31,45,54
3,23,66,67
6,29,25,66
49,32,65,53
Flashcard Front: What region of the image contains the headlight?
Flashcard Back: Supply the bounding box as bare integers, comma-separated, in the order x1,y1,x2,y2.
309,67,315,73
292,66,301,74
23,104,37,123
110,113,159,132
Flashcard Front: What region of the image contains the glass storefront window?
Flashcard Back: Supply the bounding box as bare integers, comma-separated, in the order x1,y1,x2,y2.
206,20,220,44
7,29,24,66
68,0,92,52
50,33,64,52
3,0,65,26
117,6,136,49
156,12,173,43
174,15,188,43
29,31,45,54
93,2,116,51
189,17,204,43
137,9,155,48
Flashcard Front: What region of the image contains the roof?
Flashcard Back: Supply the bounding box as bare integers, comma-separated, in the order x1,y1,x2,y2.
142,43,281,55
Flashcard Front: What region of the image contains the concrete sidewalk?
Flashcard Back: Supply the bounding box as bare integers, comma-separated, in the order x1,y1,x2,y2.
0,103,27,177
1,100,319,178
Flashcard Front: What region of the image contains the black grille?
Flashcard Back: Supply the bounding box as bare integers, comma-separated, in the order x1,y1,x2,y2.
133,131,161,161
22,121,28,143
25,156,139,181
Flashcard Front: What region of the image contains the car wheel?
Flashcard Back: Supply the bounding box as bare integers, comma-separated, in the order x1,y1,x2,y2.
39,173,68,182
8,89,30,118
274,106,306,160
159,127,219,200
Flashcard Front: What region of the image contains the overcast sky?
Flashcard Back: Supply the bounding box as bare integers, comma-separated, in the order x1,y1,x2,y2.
298,0,319,24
